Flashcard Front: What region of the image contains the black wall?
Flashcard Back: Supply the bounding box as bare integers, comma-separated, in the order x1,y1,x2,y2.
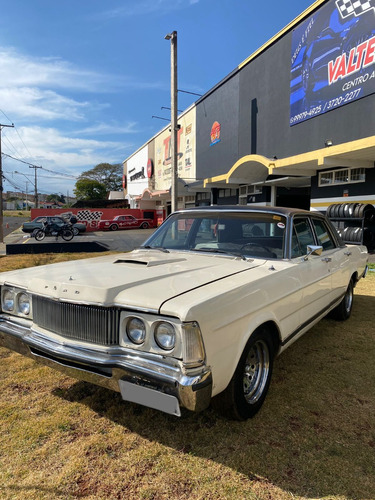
196,0,375,180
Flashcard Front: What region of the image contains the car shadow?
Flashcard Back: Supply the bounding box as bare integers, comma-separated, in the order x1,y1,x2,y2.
52,294,375,500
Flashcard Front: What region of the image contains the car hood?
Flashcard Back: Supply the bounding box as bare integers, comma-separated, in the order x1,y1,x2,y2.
0,249,264,312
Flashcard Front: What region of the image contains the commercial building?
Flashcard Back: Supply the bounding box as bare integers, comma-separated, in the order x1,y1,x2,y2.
123,0,375,216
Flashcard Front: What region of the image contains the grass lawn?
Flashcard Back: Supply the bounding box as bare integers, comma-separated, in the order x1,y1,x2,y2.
0,254,374,500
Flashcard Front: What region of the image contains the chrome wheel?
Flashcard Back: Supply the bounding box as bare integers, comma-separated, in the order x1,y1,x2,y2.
344,284,353,315
243,339,270,404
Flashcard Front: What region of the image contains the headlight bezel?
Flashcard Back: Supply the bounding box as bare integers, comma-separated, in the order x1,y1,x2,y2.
1,286,32,318
120,311,206,366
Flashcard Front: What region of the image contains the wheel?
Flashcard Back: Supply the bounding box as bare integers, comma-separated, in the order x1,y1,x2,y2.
34,230,46,241
61,228,74,241
141,222,149,229
212,328,275,420
109,224,118,231
329,279,354,321
72,226,79,236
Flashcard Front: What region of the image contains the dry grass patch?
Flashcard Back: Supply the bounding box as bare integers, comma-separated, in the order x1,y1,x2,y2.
0,255,374,500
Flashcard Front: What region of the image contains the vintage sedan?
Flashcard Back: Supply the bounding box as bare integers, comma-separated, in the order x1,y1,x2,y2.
98,215,153,231
0,207,368,420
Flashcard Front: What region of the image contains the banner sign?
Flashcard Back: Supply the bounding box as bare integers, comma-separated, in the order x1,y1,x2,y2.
290,0,375,126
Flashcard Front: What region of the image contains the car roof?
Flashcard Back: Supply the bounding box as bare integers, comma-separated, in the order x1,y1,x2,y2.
175,205,323,218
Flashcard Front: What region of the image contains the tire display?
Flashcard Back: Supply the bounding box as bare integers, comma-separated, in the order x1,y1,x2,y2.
327,203,375,250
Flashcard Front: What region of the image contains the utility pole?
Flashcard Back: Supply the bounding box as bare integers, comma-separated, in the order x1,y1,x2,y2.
165,30,178,213
29,165,42,208
0,122,15,244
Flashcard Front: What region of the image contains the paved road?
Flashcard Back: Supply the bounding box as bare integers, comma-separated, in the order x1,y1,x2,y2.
6,225,156,253
3,216,29,237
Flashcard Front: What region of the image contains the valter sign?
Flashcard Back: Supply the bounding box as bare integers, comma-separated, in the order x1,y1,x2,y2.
290,0,375,126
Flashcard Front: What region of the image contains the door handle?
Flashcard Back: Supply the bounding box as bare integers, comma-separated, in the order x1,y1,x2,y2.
344,251,352,256
322,257,332,263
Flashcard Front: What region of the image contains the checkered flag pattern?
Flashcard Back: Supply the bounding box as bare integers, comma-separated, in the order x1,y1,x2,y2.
76,210,103,221
336,0,375,18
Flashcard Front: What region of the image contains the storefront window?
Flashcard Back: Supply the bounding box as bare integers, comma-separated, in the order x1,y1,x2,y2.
319,168,366,187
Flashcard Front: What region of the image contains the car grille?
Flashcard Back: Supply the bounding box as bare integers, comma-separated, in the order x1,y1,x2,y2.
32,295,120,345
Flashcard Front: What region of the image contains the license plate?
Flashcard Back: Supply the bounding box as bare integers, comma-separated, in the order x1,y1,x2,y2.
118,380,181,417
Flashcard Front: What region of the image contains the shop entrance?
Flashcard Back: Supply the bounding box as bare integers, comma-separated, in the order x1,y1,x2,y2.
276,186,311,210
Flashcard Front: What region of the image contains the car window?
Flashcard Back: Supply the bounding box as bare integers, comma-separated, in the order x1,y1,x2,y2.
145,213,286,259
311,218,336,251
291,218,315,258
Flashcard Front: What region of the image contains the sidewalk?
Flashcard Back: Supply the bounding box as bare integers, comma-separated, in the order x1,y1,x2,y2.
0,230,25,257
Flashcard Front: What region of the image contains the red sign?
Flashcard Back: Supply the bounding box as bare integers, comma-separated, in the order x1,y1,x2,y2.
122,174,127,189
147,159,153,178
210,121,221,146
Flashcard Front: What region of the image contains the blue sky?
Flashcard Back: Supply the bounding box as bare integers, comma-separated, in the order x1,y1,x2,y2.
0,0,315,197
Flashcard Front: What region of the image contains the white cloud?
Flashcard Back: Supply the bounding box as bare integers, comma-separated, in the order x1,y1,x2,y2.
74,122,139,136
100,0,200,19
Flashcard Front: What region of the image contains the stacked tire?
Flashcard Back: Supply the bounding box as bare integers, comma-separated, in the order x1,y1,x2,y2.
336,226,374,245
327,203,375,249
326,202,375,220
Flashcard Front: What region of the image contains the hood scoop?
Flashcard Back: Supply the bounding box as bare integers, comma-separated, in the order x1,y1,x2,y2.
114,257,187,267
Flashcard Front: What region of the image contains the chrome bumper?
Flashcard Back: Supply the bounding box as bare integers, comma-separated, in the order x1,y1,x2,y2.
0,318,212,417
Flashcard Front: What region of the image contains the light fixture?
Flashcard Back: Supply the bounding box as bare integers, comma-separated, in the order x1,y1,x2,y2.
164,33,172,40
325,139,333,147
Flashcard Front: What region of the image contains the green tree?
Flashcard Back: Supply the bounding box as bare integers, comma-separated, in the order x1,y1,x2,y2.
46,193,65,204
78,163,122,192
73,178,107,200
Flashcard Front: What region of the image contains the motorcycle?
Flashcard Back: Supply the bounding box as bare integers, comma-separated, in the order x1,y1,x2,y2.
33,221,74,242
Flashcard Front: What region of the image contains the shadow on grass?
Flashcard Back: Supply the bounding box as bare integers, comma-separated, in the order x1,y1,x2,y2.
50,294,375,500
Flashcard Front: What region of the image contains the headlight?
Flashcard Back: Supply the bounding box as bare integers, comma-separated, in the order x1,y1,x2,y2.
17,293,31,315
154,322,176,350
2,289,15,312
126,317,146,345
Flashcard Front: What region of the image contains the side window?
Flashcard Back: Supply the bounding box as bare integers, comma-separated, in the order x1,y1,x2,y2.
311,219,336,251
291,218,315,258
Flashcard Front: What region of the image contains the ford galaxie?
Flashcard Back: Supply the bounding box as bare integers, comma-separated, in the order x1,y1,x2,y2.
0,206,368,419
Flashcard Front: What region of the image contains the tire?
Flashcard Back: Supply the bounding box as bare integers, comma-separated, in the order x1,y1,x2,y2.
73,226,79,236
212,328,275,420
141,222,149,229
109,224,118,231
326,205,335,218
61,228,74,241
34,230,46,241
329,279,354,321
338,203,346,218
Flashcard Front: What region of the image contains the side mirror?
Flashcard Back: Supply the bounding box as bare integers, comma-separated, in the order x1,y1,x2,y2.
304,245,323,261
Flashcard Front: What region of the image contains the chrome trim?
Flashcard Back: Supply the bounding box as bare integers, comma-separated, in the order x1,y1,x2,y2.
0,318,212,416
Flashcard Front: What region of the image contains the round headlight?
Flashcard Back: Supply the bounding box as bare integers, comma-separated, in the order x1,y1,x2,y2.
2,289,15,312
126,317,146,345
18,293,31,315
154,322,176,350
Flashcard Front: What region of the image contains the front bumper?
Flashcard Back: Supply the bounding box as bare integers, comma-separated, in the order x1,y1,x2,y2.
0,317,212,417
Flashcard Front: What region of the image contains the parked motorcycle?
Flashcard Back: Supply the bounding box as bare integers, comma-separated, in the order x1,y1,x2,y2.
33,221,74,241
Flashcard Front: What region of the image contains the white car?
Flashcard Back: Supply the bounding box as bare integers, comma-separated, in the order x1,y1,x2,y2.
0,207,368,420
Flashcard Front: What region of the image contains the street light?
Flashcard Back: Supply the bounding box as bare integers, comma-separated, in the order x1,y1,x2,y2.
165,30,178,214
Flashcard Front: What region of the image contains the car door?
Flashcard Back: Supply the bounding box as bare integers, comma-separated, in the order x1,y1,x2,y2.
291,216,333,323
310,217,350,303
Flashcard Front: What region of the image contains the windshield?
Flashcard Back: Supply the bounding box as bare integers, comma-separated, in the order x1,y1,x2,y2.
143,212,286,259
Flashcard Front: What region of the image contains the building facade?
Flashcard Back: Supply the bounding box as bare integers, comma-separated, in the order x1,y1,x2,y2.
123,0,375,215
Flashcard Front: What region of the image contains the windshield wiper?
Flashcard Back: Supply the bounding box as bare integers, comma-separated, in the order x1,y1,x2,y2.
140,245,170,253
192,247,246,260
